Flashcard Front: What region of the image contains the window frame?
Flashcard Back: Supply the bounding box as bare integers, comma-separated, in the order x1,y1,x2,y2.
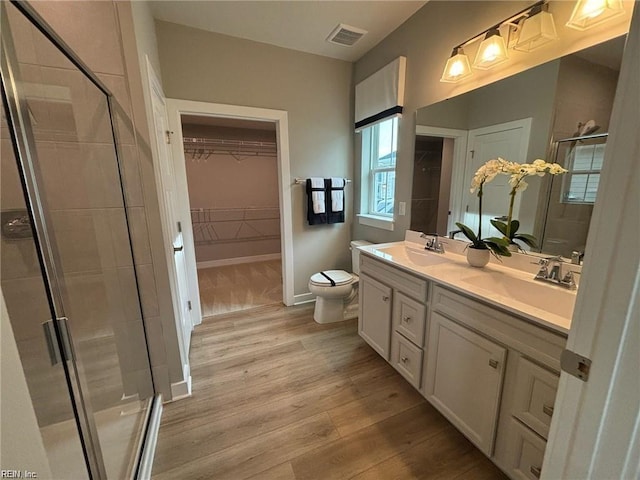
561,140,606,205
359,117,398,225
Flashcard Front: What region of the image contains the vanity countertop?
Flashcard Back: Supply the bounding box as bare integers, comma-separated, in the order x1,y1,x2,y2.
359,241,575,336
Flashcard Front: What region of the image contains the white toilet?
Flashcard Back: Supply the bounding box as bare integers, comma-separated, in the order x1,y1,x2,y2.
309,240,372,324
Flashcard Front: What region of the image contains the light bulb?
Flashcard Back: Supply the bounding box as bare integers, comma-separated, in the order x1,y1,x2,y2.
582,0,607,18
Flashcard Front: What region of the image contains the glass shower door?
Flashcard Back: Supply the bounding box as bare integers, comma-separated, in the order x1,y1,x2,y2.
2,2,155,478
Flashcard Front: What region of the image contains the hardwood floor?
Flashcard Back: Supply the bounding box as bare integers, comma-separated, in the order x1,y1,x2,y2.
152,303,508,480
197,260,282,317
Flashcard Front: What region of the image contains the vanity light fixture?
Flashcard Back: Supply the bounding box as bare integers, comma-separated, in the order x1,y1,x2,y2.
440,47,473,83
514,3,558,51
566,0,625,30
440,0,557,83
473,28,509,70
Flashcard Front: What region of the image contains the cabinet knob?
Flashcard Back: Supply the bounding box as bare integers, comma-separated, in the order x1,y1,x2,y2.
402,316,411,322
530,465,542,478
382,295,390,302
542,404,554,417
401,356,408,363
488,359,499,369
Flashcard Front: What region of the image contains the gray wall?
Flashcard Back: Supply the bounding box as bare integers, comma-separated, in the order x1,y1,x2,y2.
156,21,353,298
353,0,631,244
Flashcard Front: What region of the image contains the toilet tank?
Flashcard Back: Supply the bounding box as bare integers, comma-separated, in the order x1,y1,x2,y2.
350,240,372,275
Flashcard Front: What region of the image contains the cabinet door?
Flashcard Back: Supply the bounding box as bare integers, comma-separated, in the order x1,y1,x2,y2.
358,274,392,360
425,312,507,456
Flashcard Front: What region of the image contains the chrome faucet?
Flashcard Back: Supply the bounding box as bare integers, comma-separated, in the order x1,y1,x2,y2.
571,250,584,265
533,256,578,290
420,233,445,254
448,229,463,240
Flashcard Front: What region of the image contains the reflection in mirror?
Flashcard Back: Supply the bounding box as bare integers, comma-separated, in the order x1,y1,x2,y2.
414,35,626,259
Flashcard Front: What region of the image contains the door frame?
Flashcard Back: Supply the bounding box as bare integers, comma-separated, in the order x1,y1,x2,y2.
145,58,192,397
543,4,640,478
415,125,468,235
165,98,295,308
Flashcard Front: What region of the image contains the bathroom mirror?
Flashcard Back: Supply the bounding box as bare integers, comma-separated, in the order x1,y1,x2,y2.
412,35,626,259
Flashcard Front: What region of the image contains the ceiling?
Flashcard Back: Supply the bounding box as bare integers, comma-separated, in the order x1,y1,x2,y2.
150,1,428,62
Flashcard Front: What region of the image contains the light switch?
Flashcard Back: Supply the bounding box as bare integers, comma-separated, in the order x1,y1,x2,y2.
398,202,406,216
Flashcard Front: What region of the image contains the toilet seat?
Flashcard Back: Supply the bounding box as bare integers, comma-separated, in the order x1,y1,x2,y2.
309,270,354,287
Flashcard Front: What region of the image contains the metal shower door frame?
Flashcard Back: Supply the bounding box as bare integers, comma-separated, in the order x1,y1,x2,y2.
1,2,155,478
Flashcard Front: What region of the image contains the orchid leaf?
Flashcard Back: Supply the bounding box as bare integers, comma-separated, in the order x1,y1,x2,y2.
455,222,478,244
484,238,512,258
510,220,520,235
490,220,508,236
514,233,538,248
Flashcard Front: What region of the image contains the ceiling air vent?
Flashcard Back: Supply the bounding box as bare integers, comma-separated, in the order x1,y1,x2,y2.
326,23,367,47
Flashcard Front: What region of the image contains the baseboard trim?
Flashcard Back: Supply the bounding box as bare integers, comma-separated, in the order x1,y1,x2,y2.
294,292,316,305
170,364,192,400
197,253,281,269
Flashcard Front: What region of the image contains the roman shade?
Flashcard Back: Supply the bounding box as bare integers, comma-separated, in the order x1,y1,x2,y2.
355,56,406,131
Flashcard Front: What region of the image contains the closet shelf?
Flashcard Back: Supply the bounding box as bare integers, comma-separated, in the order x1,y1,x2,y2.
190,207,280,245
183,136,277,159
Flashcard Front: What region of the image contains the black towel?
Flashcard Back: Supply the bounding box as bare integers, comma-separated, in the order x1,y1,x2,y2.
326,178,345,224
306,179,327,225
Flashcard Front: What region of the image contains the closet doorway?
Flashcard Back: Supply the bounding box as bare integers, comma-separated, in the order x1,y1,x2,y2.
166,98,294,330
182,115,282,317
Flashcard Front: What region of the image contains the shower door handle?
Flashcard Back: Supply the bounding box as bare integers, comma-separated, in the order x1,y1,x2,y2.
173,245,184,253
42,317,71,366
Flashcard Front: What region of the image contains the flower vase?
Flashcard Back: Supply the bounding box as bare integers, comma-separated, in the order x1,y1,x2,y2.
467,247,490,268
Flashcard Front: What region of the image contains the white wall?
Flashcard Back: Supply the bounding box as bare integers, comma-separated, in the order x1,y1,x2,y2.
156,21,353,299
0,291,52,478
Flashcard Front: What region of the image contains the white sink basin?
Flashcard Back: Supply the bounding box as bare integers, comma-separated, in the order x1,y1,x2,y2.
461,272,576,319
374,244,452,267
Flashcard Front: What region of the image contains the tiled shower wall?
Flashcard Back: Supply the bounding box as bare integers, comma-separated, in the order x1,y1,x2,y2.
22,0,182,400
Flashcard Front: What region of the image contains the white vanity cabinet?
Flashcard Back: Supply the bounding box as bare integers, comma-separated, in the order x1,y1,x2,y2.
428,285,566,478
359,254,428,383
357,250,568,480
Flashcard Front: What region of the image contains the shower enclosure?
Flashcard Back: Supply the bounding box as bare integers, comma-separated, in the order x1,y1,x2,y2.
1,2,157,478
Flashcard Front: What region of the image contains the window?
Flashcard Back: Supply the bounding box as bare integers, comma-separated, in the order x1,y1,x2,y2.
562,142,606,204
360,117,398,222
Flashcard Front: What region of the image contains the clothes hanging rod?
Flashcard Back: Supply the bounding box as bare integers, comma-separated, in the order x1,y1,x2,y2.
183,137,276,149
293,178,352,185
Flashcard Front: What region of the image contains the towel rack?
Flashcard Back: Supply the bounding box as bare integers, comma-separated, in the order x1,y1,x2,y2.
293,178,352,185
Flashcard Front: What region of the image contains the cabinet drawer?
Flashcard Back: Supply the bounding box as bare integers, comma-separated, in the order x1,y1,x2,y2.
390,332,423,389
392,291,426,347
512,357,559,439
503,418,547,480
360,254,428,301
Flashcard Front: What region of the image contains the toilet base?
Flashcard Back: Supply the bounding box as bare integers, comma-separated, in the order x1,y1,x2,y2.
313,297,345,323
313,295,359,324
